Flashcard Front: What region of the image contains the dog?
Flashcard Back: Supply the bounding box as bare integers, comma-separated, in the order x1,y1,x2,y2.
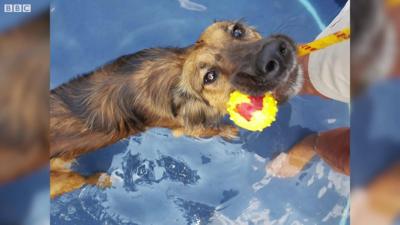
50,20,303,198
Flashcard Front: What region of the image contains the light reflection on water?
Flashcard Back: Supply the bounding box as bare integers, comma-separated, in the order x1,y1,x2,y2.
52,95,350,225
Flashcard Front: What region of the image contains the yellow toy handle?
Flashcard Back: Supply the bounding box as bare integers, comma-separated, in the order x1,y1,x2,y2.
297,27,350,57
298,0,398,56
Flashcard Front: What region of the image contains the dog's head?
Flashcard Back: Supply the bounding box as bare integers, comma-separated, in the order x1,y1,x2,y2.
178,21,303,113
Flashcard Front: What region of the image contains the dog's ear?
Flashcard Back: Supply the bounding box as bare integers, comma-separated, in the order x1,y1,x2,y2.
171,57,208,125
171,80,222,129
171,86,209,128
169,47,222,128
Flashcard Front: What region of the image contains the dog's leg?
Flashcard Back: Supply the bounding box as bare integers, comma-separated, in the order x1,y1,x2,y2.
50,171,111,199
50,157,75,172
173,125,239,139
50,157,112,199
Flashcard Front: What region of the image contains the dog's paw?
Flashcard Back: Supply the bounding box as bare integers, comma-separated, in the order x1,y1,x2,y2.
219,125,239,140
173,126,238,140
97,173,112,188
88,173,112,189
172,128,185,137
50,158,76,172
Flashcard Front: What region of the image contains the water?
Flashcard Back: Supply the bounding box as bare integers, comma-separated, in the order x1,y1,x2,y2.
50,97,349,225
49,0,350,224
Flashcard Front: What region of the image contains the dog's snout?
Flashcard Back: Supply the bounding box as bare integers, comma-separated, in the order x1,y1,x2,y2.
265,59,279,73
256,39,291,77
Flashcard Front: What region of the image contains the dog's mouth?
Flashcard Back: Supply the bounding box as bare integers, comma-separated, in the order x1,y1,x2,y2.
232,65,302,103
231,35,303,104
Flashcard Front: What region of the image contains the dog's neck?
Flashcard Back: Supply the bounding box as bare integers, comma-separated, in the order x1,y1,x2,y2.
50,48,187,158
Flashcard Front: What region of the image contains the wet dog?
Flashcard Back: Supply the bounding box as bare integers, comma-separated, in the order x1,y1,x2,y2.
50,21,303,198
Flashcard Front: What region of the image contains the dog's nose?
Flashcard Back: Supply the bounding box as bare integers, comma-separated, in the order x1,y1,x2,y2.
256,39,289,77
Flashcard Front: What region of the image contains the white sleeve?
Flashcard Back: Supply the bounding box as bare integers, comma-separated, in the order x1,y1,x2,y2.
308,1,350,103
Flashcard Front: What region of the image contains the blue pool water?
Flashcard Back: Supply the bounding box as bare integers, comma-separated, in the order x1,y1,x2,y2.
49,0,350,224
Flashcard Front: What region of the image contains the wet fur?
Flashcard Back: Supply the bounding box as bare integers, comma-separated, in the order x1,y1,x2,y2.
50,46,234,198
50,45,236,159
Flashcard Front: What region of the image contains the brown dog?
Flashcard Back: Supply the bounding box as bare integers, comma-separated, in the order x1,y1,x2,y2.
50,21,303,198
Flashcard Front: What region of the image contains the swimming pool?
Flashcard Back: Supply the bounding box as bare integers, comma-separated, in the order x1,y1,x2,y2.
50,0,349,224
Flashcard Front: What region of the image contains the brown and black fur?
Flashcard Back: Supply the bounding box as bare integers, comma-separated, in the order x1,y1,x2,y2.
50,21,303,198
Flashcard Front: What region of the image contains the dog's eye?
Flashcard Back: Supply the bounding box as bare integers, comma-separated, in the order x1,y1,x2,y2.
232,24,245,39
279,42,287,56
204,71,218,84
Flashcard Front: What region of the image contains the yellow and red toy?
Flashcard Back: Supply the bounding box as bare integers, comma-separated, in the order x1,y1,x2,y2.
227,91,278,131
227,27,351,131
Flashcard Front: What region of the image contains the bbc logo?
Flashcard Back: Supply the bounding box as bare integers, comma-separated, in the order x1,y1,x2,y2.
4,4,31,13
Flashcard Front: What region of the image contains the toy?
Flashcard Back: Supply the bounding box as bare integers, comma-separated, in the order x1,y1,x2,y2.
227,27,351,131
297,27,350,56
226,91,278,131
